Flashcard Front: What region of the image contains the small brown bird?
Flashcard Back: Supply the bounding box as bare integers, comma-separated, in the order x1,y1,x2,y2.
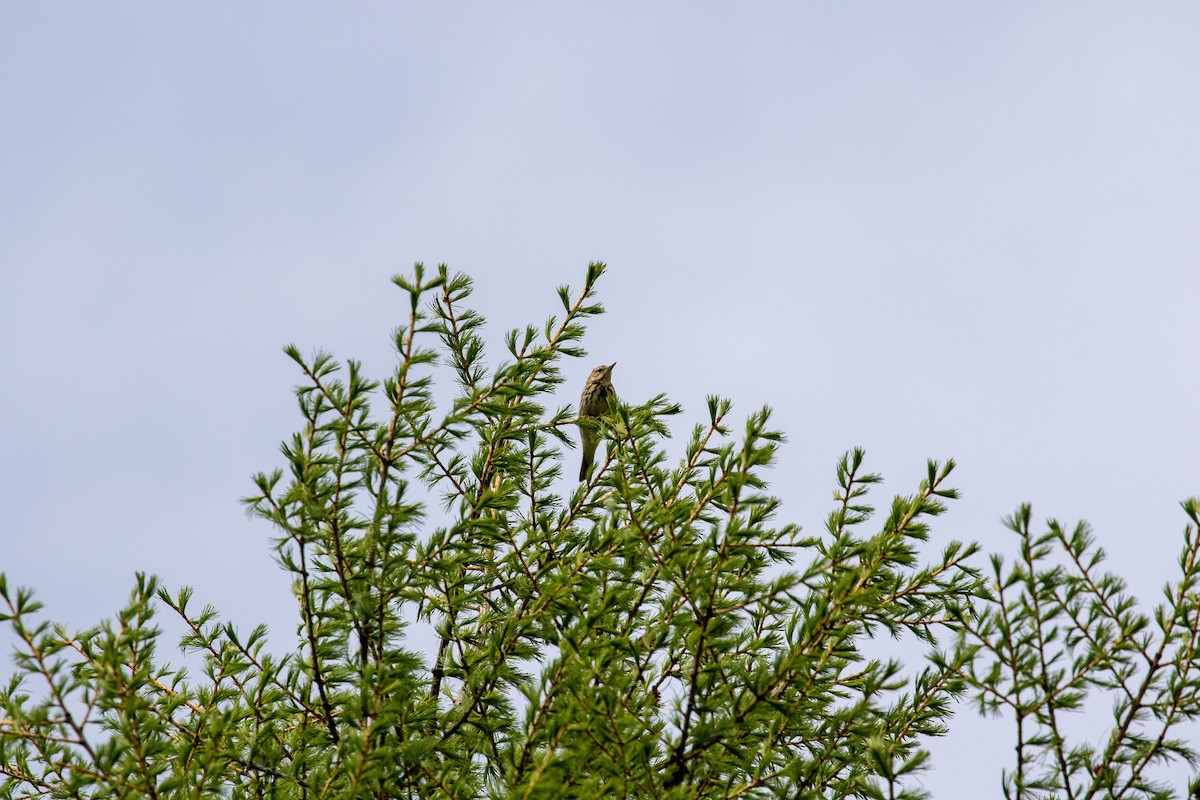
578,362,616,481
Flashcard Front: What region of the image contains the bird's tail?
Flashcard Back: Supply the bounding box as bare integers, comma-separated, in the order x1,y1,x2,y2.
579,439,596,481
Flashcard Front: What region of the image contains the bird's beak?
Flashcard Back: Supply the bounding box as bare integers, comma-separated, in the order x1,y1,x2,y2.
608,362,617,373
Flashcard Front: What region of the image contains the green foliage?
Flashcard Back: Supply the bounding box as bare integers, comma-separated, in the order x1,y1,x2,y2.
962,500,1200,800
2,264,1197,798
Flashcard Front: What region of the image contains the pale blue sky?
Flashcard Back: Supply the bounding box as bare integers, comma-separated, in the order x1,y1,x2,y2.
2,4,1199,795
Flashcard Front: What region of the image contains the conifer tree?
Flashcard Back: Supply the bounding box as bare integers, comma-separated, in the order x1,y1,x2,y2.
3,264,1198,799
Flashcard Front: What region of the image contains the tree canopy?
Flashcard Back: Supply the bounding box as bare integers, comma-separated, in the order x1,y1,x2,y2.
3,264,1199,799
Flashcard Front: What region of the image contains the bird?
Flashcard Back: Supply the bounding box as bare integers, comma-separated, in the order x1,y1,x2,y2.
578,362,616,481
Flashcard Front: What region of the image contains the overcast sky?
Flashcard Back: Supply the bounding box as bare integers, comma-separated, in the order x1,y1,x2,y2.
2,4,1198,795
